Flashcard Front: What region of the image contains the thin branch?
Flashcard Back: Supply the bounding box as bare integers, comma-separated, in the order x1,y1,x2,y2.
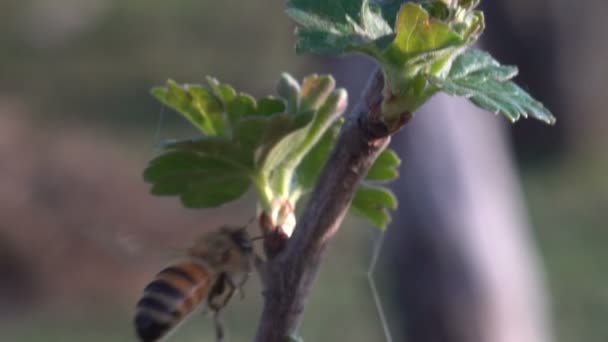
254,69,397,342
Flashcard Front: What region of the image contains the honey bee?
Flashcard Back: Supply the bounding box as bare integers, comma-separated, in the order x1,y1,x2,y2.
134,226,254,342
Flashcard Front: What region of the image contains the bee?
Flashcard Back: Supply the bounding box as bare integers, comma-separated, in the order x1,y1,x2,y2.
134,226,254,342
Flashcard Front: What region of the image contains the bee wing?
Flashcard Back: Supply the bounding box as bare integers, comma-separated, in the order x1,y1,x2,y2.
75,225,187,264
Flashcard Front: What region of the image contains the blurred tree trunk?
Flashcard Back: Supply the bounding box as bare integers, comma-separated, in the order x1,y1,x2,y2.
382,95,553,342
322,48,552,341
480,0,565,162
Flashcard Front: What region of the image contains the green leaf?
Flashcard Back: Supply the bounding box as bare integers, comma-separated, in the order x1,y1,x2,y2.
147,74,351,213
206,77,259,125
235,112,315,166
206,76,237,104
351,184,398,229
277,73,301,113
377,0,403,28
180,175,250,208
152,80,227,136
382,4,463,62
296,120,342,190
264,87,347,174
144,151,250,208
257,97,286,116
286,0,392,55
378,3,476,99
163,137,255,170
299,74,336,112
430,49,556,124
366,149,401,181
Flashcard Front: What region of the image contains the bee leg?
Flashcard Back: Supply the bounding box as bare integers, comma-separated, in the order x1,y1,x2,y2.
223,276,239,302
235,273,249,300
210,276,236,311
207,300,224,342
254,253,264,269
208,273,227,311
213,309,225,342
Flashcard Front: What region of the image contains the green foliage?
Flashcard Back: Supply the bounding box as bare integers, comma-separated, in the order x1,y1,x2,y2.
145,74,399,229
351,149,401,228
429,49,556,124
287,0,554,125
143,151,250,207
366,149,400,181
285,0,392,55
147,75,330,208
352,185,398,229
296,119,342,190
144,0,557,234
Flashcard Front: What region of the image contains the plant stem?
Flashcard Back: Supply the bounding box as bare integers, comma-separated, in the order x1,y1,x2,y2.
252,172,274,212
254,69,395,342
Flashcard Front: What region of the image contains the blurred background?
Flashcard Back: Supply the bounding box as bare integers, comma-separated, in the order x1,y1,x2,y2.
0,1,606,341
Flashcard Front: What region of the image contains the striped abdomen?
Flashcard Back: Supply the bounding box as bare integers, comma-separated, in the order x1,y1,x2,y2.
135,259,215,342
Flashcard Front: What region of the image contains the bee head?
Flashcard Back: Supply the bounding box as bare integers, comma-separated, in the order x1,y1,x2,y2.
221,226,252,253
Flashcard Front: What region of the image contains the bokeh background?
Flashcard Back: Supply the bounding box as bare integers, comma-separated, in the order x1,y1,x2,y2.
1,1,606,341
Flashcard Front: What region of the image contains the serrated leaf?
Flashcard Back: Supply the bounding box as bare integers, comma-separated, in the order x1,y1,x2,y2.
351,204,391,229
187,85,229,135
226,93,257,123
180,175,250,208
354,184,398,209
286,0,392,55
257,97,286,116
366,149,401,181
206,76,237,103
379,3,470,97
378,0,402,28
144,151,250,208
351,184,397,229
206,77,259,124
164,137,255,170
152,80,227,136
383,4,463,62
430,49,556,124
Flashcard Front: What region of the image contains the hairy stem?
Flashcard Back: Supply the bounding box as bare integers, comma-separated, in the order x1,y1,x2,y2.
254,69,395,342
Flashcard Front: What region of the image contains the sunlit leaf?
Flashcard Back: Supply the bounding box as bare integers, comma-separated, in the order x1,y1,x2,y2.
296,121,342,189
263,87,347,179
299,74,336,112
286,0,392,55
430,49,556,124
152,80,227,136
382,4,463,63
277,73,301,113
378,3,478,101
